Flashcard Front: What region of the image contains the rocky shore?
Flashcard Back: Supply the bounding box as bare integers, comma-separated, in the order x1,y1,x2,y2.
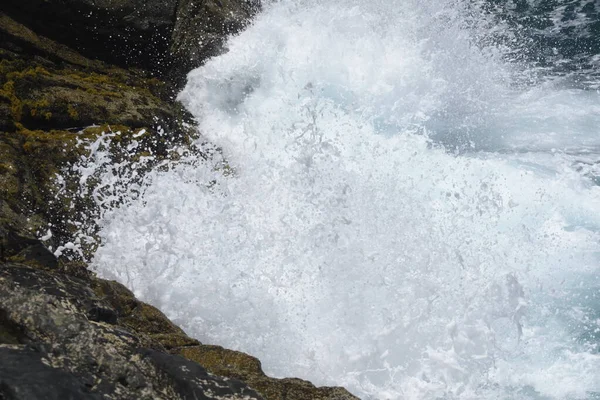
0,1,358,399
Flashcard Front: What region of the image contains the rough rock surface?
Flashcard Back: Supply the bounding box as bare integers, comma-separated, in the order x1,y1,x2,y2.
3,0,260,90
170,0,260,88
0,3,359,400
0,12,197,255
0,245,359,400
3,0,177,77
0,262,263,400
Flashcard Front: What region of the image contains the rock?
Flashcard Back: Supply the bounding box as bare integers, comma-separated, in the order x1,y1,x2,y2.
3,0,260,90
143,349,262,400
0,13,184,131
0,262,264,400
0,96,12,131
0,228,58,270
177,345,359,400
92,278,359,399
0,345,103,400
0,13,199,256
0,13,108,72
0,250,358,400
3,0,178,76
91,278,200,350
169,0,260,88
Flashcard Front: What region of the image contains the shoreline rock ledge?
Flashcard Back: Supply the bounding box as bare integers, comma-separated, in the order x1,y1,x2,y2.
0,1,359,399
1,256,357,400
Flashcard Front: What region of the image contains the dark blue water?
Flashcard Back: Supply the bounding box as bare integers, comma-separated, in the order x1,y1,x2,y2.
481,0,600,88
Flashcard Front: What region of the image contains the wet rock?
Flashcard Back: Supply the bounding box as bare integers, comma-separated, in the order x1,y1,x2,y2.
169,0,260,88
0,96,12,131
177,345,359,400
0,13,183,131
3,0,260,90
91,278,200,350
0,345,103,400
0,255,359,400
0,13,198,256
0,228,58,269
143,349,262,400
3,0,178,75
0,262,264,400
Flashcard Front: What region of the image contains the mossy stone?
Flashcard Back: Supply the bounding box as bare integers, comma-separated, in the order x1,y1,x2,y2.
0,263,263,399
92,279,185,337
176,345,359,400
178,345,264,377
0,96,12,131
150,333,200,350
0,14,199,263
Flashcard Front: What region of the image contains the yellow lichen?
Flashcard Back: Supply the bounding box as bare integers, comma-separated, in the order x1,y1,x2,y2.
66,104,79,119
28,99,50,117
1,65,54,123
150,333,199,349
6,65,51,81
1,80,21,121
178,345,264,377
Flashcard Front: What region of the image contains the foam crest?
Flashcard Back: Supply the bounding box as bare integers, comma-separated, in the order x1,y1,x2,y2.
91,0,600,398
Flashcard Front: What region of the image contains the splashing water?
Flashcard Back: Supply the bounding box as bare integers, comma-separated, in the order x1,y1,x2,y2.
88,0,600,398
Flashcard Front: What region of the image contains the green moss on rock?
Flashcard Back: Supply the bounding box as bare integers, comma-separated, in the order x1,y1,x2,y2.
91,279,191,348
150,333,200,350
176,344,358,400
178,345,264,377
0,13,199,264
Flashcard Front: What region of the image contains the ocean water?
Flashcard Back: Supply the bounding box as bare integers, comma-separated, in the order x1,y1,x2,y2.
84,0,600,398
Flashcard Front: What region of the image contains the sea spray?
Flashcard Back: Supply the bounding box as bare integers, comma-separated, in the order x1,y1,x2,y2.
77,0,600,398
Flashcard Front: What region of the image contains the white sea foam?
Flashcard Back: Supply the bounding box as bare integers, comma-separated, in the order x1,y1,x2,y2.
89,0,600,398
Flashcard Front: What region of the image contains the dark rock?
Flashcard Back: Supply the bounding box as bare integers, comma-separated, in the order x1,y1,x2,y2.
169,0,260,88
0,262,264,400
3,0,178,76
0,345,103,400
0,96,12,131
143,349,262,400
86,305,118,325
0,241,358,400
3,0,260,91
0,14,181,130
0,13,200,258
0,308,25,345
0,226,58,269
12,239,58,269
177,345,359,400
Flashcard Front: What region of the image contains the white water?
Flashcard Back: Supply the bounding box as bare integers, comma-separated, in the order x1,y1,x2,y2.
88,0,600,398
